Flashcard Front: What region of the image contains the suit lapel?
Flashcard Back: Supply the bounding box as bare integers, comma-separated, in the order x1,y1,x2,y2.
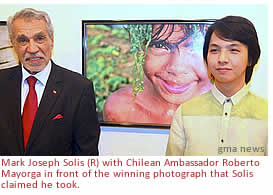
8,66,25,153
26,62,64,151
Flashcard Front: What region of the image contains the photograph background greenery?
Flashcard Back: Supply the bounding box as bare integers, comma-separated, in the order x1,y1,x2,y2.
86,25,133,120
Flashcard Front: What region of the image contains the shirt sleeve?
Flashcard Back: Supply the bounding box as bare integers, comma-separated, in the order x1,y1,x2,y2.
165,105,186,156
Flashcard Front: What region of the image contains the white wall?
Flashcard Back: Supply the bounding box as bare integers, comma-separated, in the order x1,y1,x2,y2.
0,4,268,155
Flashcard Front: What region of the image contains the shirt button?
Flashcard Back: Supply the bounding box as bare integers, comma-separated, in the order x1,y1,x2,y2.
225,112,228,116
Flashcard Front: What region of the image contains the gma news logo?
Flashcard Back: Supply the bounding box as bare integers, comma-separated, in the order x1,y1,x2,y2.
218,146,265,155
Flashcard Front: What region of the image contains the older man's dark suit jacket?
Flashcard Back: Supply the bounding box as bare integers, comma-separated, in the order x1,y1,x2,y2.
0,61,100,155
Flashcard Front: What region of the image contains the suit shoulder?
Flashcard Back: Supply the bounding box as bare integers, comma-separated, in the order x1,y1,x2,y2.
55,64,91,86
0,66,20,78
0,66,21,89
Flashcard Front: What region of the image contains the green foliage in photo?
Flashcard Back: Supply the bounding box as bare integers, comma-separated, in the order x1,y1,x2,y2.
86,25,132,116
127,24,152,98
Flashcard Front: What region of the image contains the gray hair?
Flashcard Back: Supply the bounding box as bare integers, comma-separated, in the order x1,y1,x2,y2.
7,8,54,41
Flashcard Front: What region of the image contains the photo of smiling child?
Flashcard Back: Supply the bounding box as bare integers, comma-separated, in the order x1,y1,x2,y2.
102,23,212,125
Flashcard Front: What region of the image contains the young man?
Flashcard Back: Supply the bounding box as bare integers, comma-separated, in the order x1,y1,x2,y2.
0,8,100,155
166,16,267,156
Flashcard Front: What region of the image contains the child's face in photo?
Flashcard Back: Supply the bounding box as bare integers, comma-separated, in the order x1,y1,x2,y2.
207,32,249,87
143,24,211,104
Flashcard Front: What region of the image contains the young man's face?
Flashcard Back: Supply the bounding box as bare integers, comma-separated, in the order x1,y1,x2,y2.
207,32,249,88
12,18,54,74
144,24,211,104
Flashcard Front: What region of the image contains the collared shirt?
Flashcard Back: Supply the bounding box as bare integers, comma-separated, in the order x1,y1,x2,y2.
21,61,52,114
166,85,268,156
211,84,249,144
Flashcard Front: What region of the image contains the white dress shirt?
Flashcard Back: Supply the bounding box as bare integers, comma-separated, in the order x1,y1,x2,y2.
21,61,52,114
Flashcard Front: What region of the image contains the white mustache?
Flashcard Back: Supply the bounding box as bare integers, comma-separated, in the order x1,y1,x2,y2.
24,53,44,61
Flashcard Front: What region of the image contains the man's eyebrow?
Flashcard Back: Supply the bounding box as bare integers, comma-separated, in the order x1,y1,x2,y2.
15,34,28,41
208,43,220,47
16,31,46,38
16,34,27,38
35,31,46,36
228,43,241,47
209,43,241,48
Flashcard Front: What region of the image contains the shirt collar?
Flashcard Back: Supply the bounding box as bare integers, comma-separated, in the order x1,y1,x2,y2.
211,84,248,105
21,61,52,86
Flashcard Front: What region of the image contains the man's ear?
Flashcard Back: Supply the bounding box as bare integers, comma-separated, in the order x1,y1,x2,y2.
9,38,14,46
204,60,214,83
203,59,207,66
247,59,252,67
51,36,54,47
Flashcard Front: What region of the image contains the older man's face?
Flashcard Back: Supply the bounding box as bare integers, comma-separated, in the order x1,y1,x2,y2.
12,18,53,74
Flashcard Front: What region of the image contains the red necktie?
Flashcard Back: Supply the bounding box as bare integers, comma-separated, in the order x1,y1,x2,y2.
22,76,38,149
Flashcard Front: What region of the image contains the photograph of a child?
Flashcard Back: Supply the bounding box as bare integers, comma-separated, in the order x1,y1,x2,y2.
85,22,212,125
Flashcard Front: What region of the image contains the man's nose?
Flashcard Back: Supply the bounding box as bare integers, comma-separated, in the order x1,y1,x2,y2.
26,39,39,53
218,50,229,64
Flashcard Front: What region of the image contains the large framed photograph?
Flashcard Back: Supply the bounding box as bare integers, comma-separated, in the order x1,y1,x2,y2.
0,21,18,70
82,20,214,128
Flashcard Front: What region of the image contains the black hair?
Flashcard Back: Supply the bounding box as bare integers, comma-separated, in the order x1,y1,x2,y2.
149,24,207,52
203,16,260,84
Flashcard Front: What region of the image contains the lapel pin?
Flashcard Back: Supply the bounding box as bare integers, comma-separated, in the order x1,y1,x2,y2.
52,90,57,94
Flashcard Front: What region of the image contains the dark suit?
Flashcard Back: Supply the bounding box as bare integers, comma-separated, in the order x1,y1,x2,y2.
0,61,100,155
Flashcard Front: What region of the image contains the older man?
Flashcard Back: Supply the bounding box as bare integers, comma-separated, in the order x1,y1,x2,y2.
0,8,100,155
